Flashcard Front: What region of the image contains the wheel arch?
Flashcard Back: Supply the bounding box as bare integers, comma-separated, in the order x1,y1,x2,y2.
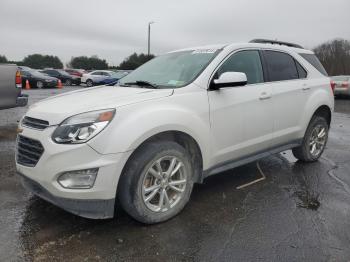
120,130,204,184
311,105,332,127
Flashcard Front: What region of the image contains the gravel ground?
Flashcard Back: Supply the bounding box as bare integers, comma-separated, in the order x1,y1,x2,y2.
0,87,350,261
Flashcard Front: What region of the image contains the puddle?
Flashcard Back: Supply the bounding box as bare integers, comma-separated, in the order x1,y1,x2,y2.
282,153,323,211
295,190,320,210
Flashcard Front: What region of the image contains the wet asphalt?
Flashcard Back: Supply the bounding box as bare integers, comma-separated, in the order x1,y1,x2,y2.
1,88,350,261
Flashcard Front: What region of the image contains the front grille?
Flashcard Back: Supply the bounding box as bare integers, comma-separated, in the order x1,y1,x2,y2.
22,116,49,130
16,135,44,167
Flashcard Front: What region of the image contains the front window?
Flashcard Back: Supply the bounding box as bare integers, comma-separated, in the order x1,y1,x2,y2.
119,49,221,88
216,50,264,84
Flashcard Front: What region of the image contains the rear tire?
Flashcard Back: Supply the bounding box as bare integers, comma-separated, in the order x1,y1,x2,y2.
292,116,329,162
118,141,194,224
36,81,43,89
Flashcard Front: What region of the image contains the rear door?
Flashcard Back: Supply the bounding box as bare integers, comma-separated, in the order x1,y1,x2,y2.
208,50,274,165
91,71,103,80
262,50,309,146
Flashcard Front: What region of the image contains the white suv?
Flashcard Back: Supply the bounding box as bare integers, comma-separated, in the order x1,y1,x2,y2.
16,39,334,224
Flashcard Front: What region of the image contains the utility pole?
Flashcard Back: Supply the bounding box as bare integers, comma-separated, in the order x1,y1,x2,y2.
147,21,154,56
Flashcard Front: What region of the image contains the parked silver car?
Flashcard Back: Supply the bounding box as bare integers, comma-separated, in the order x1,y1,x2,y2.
0,64,28,109
332,75,350,96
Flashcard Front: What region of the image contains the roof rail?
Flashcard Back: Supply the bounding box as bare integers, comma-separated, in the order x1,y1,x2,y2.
249,39,304,49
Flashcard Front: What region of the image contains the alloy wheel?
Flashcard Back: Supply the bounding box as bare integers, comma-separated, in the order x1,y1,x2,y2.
142,156,187,213
309,124,327,157
36,81,43,89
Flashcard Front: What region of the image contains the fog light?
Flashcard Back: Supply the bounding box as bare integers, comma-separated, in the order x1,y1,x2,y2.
57,168,98,189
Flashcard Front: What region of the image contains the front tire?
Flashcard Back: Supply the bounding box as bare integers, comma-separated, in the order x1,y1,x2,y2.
86,79,93,87
118,141,194,224
292,116,329,162
65,79,72,86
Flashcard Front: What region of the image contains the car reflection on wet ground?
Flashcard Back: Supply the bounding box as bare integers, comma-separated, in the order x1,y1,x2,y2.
0,89,349,261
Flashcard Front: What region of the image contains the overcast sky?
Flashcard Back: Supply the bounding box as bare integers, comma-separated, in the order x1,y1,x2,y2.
1,0,349,66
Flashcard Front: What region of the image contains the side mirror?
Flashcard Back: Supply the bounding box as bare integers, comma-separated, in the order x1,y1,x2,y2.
211,72,247,89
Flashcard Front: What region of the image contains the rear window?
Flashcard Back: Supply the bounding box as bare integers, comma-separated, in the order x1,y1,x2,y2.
299,53,328,76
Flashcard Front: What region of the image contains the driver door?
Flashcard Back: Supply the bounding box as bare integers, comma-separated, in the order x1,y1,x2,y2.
208,50,274,166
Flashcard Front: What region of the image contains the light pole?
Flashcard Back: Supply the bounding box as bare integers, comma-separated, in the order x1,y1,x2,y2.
147,21,155,56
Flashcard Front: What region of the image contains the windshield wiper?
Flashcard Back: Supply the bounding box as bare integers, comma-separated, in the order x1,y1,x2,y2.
123,80,158,89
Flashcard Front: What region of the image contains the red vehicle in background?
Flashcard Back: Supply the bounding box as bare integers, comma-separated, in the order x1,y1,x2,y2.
64,69,87,77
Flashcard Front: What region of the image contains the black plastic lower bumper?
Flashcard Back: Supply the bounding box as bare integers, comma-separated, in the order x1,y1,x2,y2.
18,172,115,219
16,94,28,107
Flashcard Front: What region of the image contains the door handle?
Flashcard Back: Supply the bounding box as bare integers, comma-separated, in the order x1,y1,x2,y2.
302,84,310,90
259,92,271,100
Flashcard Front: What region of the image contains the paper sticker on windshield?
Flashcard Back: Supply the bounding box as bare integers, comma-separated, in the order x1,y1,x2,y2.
168,80,185,86
192,49,217,54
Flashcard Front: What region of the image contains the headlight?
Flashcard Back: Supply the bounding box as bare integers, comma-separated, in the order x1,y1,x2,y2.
52,109,115,144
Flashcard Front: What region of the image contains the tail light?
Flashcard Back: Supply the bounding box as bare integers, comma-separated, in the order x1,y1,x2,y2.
341,81,349,88
330,80,335,94
15,70,22,88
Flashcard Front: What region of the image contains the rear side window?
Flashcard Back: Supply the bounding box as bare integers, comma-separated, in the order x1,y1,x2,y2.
217,50,264,84
299,53,328,76
295,61,307,79
264,51,298,82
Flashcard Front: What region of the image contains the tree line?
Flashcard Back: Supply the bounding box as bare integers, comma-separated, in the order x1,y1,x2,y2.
313,39,350,76
0,53,154,71
0,38,349,74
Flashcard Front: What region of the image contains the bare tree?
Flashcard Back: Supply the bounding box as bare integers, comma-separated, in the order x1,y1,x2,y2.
313,38,350,76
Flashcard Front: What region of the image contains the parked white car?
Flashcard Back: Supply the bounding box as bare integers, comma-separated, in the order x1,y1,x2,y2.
16,39,334,224
81,70,126,87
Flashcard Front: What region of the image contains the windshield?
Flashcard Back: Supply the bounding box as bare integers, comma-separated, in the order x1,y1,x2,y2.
119,49,221,88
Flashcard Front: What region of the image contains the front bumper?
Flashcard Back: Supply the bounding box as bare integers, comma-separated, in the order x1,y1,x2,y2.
19,172,115,219
16,126,132,219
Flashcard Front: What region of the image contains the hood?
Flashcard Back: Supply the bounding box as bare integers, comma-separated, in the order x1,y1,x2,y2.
26,86,173,125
